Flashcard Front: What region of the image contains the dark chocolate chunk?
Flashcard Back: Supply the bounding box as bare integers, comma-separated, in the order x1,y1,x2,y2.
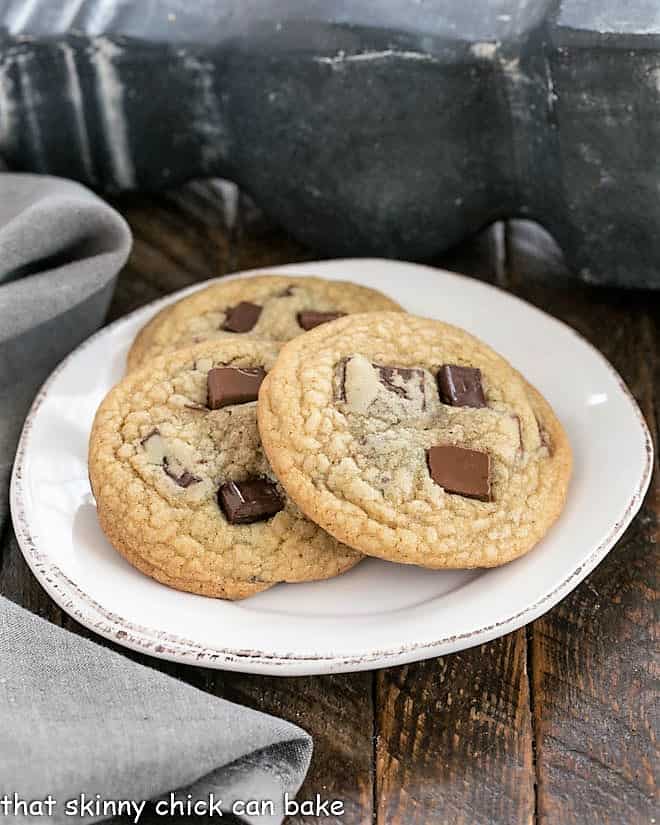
536,417,553,454
218,478,284,524
174,470,201,488
377,365,426,404
163,457,201,488
427,444,491,501
140,428,160,446
336,357,427,408
207,366,266,409
437,364,486,408
141,429,167,465
297,310,346,330
335,358,348,402
222,301,262,333
511,414,523,454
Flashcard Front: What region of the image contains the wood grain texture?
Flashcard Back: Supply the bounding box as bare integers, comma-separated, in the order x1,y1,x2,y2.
106,181,314,322
376,636,535,825
506,220,658,825
0,526,66,624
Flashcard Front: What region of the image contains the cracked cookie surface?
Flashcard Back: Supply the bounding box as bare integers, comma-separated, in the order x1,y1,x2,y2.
89,339,361,599
258,312,572,568
127,274,402,370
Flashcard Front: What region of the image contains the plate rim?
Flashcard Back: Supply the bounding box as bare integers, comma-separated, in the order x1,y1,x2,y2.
10,258,654,675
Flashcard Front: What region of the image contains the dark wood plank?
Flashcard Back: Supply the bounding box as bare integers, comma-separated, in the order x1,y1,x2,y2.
506,219,658,825
531,486,658,825
106,181,315,322
376,636,535,825
0,523,66,624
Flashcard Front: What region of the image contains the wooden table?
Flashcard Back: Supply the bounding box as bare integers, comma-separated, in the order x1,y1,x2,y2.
2,182,656,824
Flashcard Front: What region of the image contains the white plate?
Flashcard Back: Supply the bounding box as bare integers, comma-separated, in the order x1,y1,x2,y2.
10,259,653,675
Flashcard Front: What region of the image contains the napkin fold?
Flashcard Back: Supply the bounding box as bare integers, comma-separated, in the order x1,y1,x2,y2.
0,173,131,516
0,596,312,825
0,173,312,823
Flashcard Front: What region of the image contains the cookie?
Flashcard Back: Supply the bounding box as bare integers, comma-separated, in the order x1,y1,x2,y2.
89,339,362,599
258,312,572,569
127,274,402,370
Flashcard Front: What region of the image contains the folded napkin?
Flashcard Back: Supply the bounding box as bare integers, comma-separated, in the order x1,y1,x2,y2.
0,173,130,516
0,173,312,823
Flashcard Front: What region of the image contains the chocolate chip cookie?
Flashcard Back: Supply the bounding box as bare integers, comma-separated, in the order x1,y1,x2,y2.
258,312,572,569
127,274,402,370
89,339,361,599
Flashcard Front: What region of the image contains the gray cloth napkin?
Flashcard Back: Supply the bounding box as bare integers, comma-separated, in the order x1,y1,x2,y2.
0,174,312,823
0,173,130,515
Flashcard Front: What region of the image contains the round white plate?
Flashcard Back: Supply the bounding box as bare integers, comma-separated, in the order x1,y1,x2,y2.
11,259,652,675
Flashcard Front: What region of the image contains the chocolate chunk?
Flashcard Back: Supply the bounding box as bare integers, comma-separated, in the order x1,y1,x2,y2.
279,285,296,297
222,301,262,333
377,365,426,404
335,358,348,402
427,444,491,501
141,430,166,464
297,310,346,330
141,428,160,447
437,365,486,408
218,478,284,524
163,457,201,488
207,366,266,409
172,469,201,488
337,356,428,412
512,414,523,453
537,417,553,454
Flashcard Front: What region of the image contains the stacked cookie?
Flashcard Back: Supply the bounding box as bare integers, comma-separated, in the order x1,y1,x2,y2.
89,274,571,599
